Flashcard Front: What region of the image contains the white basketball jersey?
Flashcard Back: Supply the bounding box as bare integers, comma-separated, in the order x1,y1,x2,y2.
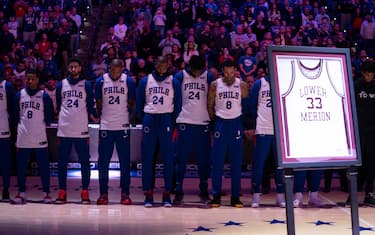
215,77,242,119
144,74,174,114
0,80,10,138
100,73,129,130
176,70,210,125
255,77,274,135
16,89,47,148
282,59,350,158
45,88,57,114
57,79,88,137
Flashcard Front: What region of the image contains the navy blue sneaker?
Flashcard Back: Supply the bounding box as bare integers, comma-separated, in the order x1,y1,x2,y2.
162,191,172,208
144,191,153,208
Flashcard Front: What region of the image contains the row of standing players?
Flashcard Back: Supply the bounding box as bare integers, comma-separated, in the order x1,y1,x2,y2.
0,55,374,207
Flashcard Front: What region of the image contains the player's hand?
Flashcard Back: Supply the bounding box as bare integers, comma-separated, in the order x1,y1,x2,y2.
244,129,255,141
90,114,100,123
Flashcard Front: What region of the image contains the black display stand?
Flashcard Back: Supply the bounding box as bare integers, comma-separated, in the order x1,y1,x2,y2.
283,167,359,235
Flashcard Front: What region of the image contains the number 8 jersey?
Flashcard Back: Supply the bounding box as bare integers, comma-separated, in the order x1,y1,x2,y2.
16,89,47,148
215,77,242,119
57,79,88,138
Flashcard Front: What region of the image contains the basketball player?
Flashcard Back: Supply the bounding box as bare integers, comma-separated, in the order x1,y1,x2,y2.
55,58,95,204
95,59,136,205
173,55,215,205
136,56,182,208
249,75,285,208
12,69,53,204
353,59,375,206
0,70,14,200
207,60,248,207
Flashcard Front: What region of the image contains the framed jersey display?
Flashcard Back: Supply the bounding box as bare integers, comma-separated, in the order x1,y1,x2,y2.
267,46,361,169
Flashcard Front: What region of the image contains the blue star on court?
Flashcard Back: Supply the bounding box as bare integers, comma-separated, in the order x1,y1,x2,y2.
359,226,375,231
191,226,214,232
266,219,286,224
310,220,334,226
221,221,244,226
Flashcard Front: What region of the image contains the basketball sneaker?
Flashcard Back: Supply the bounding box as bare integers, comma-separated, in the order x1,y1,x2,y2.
364,193,375,207
251,193,261,208
230,196,244,208
199,192,211,204
43,193,53,204
308,192,323,207
11,193,26,205
120,193,132,205
81,189,91,204
96,194,109,205
276,193,286,208
209,195,221,208
55,189,67,204
144,191,153,208
162,191,172,208
293,192,303,208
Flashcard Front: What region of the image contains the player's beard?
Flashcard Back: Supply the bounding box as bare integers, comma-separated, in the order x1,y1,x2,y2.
70,72,80,79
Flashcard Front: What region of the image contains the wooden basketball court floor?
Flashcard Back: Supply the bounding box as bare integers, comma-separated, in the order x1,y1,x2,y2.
0,173,374,235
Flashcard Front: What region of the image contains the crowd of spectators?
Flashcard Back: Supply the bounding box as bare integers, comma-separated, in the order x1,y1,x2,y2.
0,0,374,94
92,0,375,86
0,0,88,90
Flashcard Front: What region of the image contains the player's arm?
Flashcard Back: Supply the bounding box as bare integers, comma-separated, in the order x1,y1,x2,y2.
249,79,261,120
127,75,136,123
207,80,217,121
55,81,62,113
94,77,104,117
174,71,184,85
5,81,15,124
85,80,97,122
240,80,249,98
136,76,147,121
172,77,182,121
127,75,136,107
43,92,53,126
13,91,21,125
206,72,216,119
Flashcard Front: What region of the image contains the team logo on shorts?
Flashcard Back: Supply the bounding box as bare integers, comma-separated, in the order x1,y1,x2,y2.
235,130,241,140
214,131,220,138
144,126,150,133
101,131,107,138
123,130,129,138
